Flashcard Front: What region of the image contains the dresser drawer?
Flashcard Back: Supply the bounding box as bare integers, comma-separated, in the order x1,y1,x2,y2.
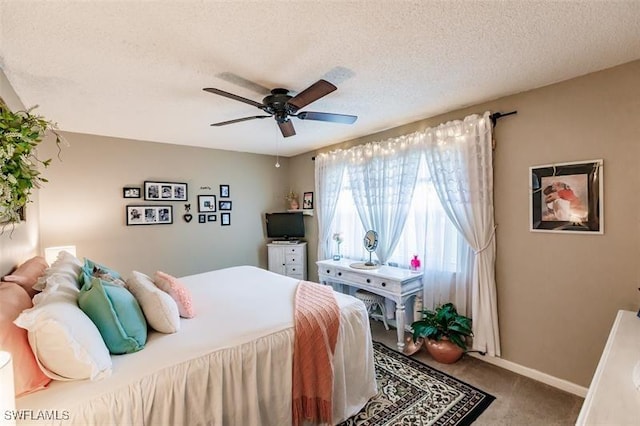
340,271,400,292
319,265,337,277
286,265,304,276
285,246,303,256
285,253,303,265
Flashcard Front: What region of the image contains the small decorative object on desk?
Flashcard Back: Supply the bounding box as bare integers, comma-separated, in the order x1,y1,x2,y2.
332,232,343,261
410,254,421,273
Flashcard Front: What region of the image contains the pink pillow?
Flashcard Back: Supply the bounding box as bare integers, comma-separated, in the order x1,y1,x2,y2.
0,282,51,396
3,256,49,299
154,271,195,318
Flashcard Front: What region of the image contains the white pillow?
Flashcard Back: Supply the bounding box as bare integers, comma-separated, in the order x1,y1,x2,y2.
126,271,180,334
14,280,112,381
33,250,83,293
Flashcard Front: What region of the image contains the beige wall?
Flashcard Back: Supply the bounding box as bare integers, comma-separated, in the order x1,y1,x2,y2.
36,132,290,277
290,60,640,387
0,69,40,276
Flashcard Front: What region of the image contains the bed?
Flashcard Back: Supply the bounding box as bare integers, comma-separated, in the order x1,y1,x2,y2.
15,265,377,425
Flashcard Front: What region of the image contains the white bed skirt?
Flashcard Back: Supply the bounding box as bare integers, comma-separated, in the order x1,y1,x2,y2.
16,266,377,425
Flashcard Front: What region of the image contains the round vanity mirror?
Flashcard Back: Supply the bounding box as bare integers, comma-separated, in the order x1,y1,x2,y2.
363,230,378,266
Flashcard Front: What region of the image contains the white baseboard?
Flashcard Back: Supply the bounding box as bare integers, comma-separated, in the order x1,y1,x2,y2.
468,352,588,397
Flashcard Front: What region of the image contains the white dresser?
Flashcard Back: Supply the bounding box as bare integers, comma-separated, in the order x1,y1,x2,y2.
576,310,640,425
267,242,307,280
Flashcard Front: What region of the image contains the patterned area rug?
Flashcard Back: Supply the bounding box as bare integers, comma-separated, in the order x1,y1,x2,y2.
339,341,495,426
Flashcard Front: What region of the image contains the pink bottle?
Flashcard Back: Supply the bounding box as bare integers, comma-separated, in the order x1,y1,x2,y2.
410,255,421,272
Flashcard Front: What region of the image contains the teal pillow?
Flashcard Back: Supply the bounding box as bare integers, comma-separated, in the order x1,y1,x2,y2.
79,258,124,287
78,277,147,354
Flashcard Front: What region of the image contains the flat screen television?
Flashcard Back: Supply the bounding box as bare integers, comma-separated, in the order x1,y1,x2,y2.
265,212,305,240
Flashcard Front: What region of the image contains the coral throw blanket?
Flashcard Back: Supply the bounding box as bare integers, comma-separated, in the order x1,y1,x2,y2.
292,281,340,426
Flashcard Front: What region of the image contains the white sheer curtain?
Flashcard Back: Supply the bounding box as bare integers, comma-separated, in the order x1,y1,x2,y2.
329,146,472,323
314,151,347,261
345,138,421,264
396,157,474,317
423,111,501,357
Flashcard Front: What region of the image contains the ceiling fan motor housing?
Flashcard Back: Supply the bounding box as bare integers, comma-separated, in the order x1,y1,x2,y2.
262,88,295,121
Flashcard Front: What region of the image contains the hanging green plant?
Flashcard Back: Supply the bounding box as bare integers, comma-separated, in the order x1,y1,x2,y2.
0,100,63,225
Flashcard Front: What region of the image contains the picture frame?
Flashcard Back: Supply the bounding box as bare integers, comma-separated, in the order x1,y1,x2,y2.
144,181,188,201
303,191,314,210
219,200,232,211
126,205,173,226
198,214,206,223
529,159,603,234
220,184,230,198
198,195,217,212
221,212,231,226
207,214,217,222
123,187,141,198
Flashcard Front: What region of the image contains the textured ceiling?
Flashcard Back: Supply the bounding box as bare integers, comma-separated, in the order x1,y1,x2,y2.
1,1,639,157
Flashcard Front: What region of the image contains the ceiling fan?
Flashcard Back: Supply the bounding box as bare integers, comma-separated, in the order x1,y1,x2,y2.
203,79,357,137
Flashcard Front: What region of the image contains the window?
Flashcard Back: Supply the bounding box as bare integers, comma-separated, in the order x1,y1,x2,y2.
332,156,464,271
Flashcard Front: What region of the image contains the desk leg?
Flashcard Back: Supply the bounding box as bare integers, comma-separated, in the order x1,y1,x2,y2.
395,303,405,351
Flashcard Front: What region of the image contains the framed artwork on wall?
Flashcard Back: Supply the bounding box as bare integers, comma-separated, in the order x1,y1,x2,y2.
220,184,230,198
221,212,231,226
198,195,217,212
219,201,232,211
144,181,188,201
303,192,313,209
529,159,603,234
207,214,217,222
126,205,173,226
123,187,141,198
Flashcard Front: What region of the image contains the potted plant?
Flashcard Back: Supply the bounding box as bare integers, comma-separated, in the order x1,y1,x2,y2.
411,302,472,364
0,101,63,227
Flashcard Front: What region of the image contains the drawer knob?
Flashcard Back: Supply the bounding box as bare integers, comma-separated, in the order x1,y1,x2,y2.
381,282,386,287
338,272,342,276
326,269,330,273
292,258,295,262
366,278,371,283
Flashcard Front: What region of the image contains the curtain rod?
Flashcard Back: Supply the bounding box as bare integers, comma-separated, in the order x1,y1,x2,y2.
311,110,518,160
490,110,517,127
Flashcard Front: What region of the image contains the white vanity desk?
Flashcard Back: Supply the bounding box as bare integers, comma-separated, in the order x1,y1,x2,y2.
317,258,423,350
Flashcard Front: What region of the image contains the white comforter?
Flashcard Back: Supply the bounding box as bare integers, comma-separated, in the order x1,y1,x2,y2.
16,266,377,425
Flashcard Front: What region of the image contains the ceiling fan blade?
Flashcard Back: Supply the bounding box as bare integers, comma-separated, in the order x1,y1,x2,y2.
203,88,265,109
210,115,271,126
278,120,296,137
215,72,271,95
287,79,337,111
297,111,357,124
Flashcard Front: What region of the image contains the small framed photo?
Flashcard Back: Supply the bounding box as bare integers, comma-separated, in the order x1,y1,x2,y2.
198,214,206,223
198,195,217,212
530,159,603,234
144,181,188,201
303,192,314,209
221,212,231,226
126,205,173,226
123,187,141,198
220,184,230,198
219,201,232,211
207,214,217,222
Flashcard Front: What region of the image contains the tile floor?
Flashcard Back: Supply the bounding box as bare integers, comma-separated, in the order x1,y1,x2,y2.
369,321,585,425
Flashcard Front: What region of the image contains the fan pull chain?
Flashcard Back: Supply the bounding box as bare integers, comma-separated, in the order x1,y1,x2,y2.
274,127,281,168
